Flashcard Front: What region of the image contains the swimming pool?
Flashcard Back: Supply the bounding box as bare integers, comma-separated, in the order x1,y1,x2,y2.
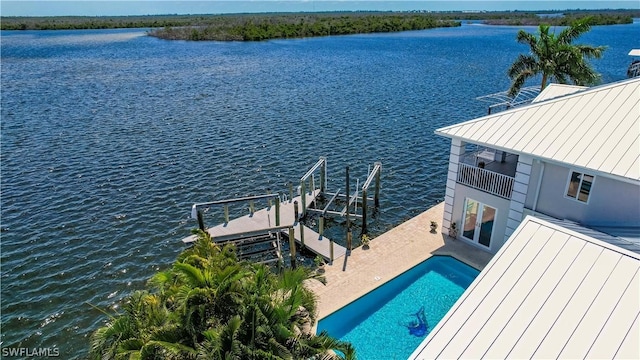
316,256,479,359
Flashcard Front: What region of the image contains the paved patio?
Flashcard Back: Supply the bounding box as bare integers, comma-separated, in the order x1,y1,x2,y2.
306,201,495,320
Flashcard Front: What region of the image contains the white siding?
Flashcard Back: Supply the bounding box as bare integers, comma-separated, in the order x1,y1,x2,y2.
533,162,640,226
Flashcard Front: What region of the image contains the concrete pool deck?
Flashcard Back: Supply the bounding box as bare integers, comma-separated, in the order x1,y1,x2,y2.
307,201,495,320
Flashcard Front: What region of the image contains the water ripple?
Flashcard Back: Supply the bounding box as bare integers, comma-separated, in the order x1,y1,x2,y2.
1,24,637,358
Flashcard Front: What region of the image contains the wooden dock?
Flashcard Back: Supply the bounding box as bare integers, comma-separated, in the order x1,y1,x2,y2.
182,190,347,261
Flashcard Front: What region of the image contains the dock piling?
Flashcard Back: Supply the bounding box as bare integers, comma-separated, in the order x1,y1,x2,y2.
288,227,297,268
299,219,305,248
276,232,283,271
300,181,306,218
294,201,299,223
346,166,351,250
275,196,281,226
320,156,326,192
224,205,229,224
374,162,381,207
310,174,315,195
362,188,368,235
330,240,334,264
197,210,205,231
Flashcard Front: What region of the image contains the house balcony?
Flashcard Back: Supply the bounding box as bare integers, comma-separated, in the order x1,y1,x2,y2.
457,149,518,199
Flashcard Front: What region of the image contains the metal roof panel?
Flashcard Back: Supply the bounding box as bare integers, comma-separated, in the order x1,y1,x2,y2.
548,89,610,163
479,234,581,359
558,256,639,358
614,316,639,359
589,108,636,171
564,86,627,165
506,242,604,359
585,271,640,359
533,83,587,102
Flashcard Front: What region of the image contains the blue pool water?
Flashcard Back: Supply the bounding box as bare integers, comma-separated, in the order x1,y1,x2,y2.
317,256,479,359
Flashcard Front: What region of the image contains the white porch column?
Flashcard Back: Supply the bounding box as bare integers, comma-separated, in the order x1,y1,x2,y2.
505,155,533,241
442,139,465,237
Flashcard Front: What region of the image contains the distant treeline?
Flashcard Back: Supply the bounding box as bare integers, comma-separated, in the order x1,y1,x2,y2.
0,14,207,30
1,10,638,41
482,11,637,26
150,13,459,41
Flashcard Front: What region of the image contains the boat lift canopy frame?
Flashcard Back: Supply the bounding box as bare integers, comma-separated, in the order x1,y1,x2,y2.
476,85,541,114
299,156,327,217
303,160,381,236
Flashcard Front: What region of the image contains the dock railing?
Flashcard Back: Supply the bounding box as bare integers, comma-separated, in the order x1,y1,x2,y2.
457,162,514,199
191,193,282,231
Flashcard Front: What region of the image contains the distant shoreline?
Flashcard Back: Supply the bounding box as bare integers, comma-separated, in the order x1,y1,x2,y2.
1,10,637,41
149,13,461,41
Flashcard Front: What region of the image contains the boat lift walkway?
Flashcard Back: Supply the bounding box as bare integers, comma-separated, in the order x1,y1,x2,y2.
182,190,347,261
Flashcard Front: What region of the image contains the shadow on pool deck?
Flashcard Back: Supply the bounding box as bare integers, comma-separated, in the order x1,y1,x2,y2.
307,201,495,321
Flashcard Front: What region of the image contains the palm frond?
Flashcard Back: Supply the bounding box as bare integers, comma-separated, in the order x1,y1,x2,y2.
140,340,198,360
117,338,144,351
89,316,137,359
219,315,243,358
558,16,593,44
507,54,538,79
267,337,293,359
515,28,538,48
173,262,207,288
574,44,606,59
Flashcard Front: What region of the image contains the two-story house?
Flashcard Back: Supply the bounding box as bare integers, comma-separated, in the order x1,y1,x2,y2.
437,77,640,254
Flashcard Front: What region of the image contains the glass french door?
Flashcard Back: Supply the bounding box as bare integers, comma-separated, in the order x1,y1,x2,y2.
462,198,496,248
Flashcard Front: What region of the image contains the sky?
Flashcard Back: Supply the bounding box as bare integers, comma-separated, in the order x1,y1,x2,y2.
1,1,638,17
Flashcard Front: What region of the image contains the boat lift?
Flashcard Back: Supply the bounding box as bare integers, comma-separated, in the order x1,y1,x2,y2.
183,157,381,265
476,86,540,114
302,159,382,247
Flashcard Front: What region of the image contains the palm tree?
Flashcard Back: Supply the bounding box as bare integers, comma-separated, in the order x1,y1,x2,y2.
90,290,197,360
91,230,354,359
507,17,606,97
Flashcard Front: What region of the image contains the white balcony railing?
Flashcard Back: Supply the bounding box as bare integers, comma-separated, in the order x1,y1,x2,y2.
457,162,514,199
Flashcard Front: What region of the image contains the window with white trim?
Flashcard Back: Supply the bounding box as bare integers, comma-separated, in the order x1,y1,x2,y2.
566,171,594,203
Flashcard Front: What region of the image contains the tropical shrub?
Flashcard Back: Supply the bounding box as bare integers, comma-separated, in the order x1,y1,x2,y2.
90,230,354,359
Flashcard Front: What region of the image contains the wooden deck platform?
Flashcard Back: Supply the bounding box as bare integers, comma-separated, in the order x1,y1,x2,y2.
182,190,347,261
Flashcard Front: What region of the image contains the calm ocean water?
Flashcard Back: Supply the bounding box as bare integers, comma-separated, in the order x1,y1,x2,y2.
1,21,638,357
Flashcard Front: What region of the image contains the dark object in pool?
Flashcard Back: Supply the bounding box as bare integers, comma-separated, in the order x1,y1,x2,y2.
404,306,428,337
